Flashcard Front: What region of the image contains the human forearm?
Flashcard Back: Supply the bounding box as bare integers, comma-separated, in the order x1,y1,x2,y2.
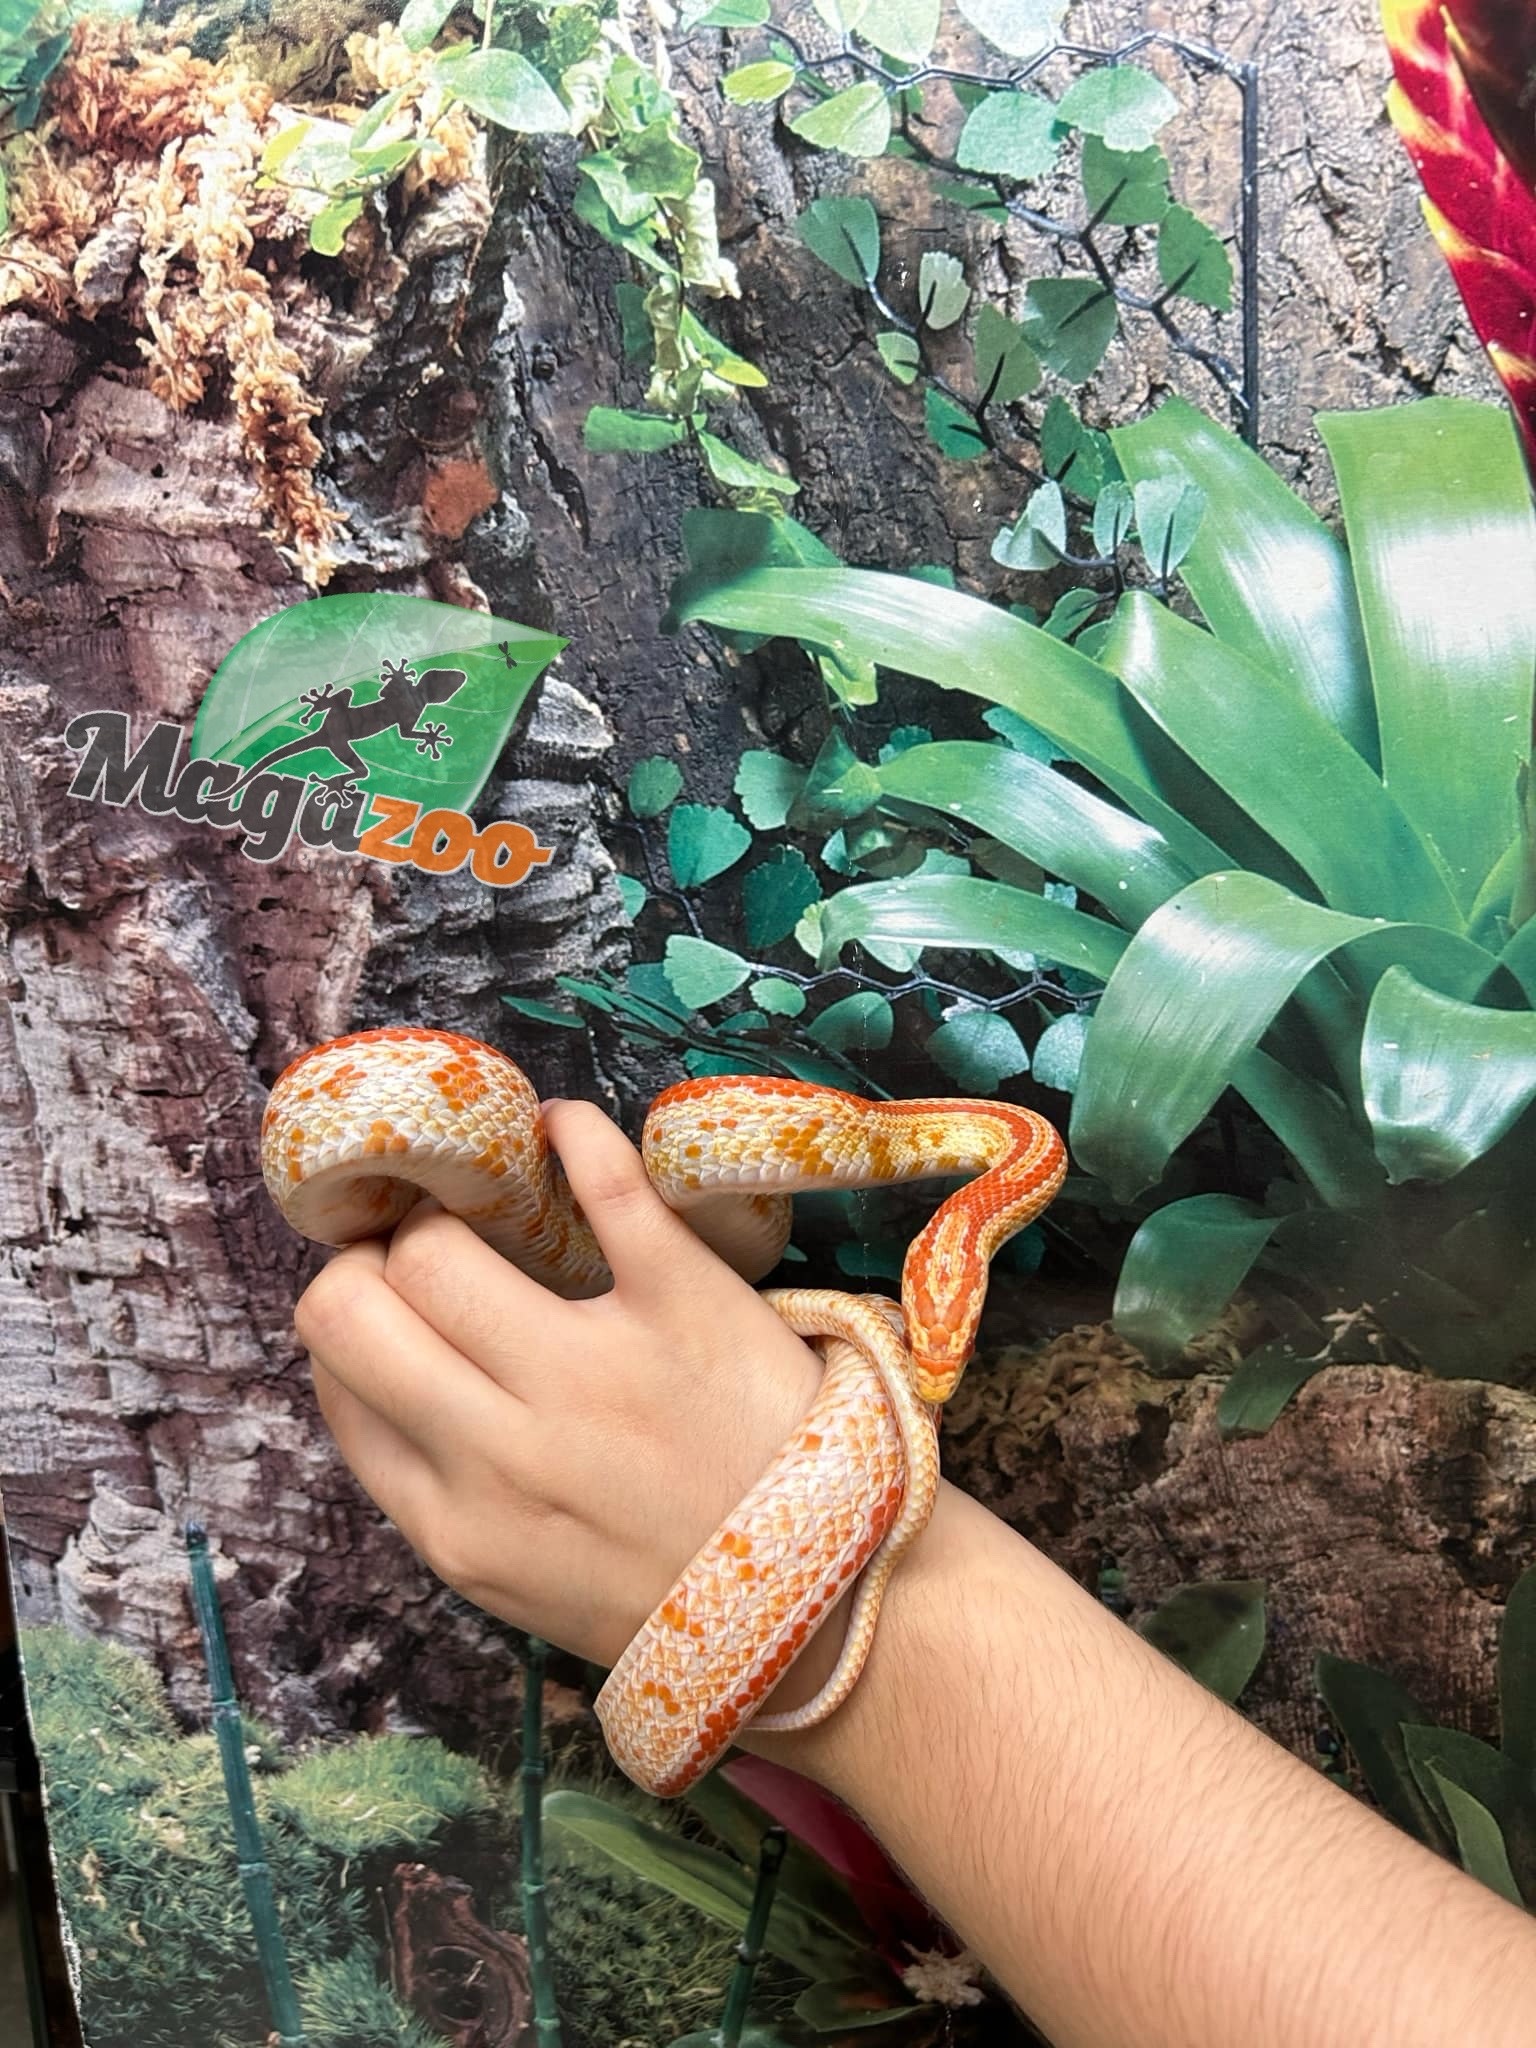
749,1483,1533,2048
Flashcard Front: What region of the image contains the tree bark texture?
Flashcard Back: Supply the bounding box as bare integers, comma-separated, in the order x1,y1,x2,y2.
0,0,1515,1757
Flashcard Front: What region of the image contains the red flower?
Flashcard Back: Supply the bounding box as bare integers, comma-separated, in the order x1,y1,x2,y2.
1384,0,1536,464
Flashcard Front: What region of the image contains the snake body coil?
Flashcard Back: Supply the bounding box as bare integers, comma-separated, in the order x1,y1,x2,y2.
262,1027,1066,1795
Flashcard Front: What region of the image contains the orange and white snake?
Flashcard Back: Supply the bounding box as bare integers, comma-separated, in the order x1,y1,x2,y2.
261,1027,1066,1796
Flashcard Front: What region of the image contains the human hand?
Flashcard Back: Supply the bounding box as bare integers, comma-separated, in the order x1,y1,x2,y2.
293,1098,841,1696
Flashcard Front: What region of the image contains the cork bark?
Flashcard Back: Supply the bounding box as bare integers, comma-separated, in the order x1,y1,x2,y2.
0,0,1519,1767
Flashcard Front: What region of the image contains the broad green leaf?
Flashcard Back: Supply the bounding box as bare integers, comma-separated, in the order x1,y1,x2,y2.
1111,397,1377,767
1216,1340,1328,1437
1313,1656,1449,1850
751,976,807,1016
1319,398,1536,913
310,194,365,257
1500,1569,1536,1774
628,755,685,816
796,731,881,827
818,647,880,709
1071,870,1496,1202
953,0,1066,58
811,0,872,31
814,874,1128,980
1139,1581,1266,1703
1039,392,1114,497
1081,136,1169,224
794,1978,928,2028
724,59,797,103
859,0,941,64
1032,1010,1090,1091
584,406,687,453
1057,65,1177,150
260,120,313,178
434,47,570,132
665,564,1241,879
956,89,1061,178
1023,277,1117,383
663,935,753,1007
973,303,1040,406
189,596,565,814
1114,1195,1279,1363
934,175,1010,219
918,251,970,329
879,739,1194,930
544,1790,859,1982
697,430,799,497
500,994,584,1029
876,330,921,384
579,150,659,228
1232,1048,1387,1212
616,874,647,919
736,750,805,829
983,707,1059,760
797,195,881,285
1431,1773,1524,1906
681,507,839,584
1130,478,1204,576
1044,589,1100,640
790,81,892,158
1099,594,1462,927
1092,481,1135,555
399,0,456,48
928,1008,1029,1088
681,0,769,21
1156,204,1232,310
992,478,1066,569
669,802,752,885
810,991,895,1051
924,388,988,460
745,847,822,947
1361,966,1536,1183
882,723,935,760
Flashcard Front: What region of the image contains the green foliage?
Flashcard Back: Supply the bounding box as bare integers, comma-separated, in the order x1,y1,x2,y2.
271,1734,489,1858
1138,1581,1266,1704
299,1950,442,2047
0,0,137,230
1316,1572,1536,1913
669,394,1536,1388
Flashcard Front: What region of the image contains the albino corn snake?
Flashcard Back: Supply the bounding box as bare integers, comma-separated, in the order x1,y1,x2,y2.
261,1026,1066,1796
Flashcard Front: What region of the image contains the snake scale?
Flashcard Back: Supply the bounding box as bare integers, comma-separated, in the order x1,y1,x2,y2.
262,1026,1066,1795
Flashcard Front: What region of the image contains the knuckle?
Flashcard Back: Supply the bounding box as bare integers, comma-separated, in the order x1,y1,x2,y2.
383,1208,463,1300
294,1259,369,1353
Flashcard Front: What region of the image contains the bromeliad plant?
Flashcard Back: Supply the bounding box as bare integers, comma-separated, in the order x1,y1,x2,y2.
661,392,1536,1402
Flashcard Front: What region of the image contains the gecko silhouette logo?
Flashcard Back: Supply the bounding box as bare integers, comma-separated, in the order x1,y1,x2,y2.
62,595,568,885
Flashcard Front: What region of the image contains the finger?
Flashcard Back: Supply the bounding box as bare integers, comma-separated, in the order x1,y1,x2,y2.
294,1243,521,1464
313,1359,440,1538
379,1202,577,1396
541,1097,719,1300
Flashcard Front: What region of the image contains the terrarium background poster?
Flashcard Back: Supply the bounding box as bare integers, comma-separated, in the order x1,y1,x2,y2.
3,0,1536,2042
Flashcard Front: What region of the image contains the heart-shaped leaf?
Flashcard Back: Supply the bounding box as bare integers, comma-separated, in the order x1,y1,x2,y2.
190,595,565,815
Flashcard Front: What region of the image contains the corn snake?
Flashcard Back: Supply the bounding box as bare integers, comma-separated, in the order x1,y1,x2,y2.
261,1026,1066,1796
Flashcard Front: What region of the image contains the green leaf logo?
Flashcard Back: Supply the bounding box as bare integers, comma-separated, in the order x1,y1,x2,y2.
190,594,566,814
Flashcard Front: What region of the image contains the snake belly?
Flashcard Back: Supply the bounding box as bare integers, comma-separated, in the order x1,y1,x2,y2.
262,1030,1066,1796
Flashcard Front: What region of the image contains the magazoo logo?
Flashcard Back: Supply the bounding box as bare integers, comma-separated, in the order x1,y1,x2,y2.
63,594,568,885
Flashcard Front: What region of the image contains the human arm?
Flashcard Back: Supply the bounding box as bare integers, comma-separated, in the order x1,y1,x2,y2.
293,1100,1535,2048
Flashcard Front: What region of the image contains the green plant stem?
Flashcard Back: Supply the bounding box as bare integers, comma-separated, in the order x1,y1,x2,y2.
718,1826,787,2047
522,1636,564,2047
184,1522,307,2048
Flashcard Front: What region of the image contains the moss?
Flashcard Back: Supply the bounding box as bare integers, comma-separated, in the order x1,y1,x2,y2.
272,1732,490,1859
299,1947,443,2048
